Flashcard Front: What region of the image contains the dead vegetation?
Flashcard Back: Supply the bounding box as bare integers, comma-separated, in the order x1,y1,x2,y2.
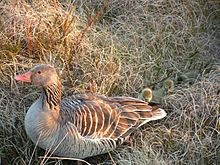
0,0,219,164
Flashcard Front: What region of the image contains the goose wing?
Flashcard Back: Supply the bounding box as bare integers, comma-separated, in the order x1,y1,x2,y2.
61,94,166,141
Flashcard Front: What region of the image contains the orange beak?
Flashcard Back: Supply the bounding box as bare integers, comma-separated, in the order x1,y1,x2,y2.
14,71,32,83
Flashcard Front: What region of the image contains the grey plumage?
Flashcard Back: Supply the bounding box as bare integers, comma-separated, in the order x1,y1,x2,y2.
15,64,166,159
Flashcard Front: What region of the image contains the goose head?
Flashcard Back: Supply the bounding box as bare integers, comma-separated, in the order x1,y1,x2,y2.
163,79,174,93
15,64,59,87
142,88,153,102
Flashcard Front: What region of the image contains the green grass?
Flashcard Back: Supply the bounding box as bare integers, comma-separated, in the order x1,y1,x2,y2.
0,0,219,164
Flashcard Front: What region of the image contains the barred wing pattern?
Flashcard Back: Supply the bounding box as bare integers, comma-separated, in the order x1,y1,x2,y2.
61,94,166,146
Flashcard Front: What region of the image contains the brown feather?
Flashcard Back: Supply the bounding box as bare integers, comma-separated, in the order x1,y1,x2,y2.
61,94,166,140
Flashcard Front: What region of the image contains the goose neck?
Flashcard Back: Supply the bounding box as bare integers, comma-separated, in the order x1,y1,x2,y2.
42,82,62,111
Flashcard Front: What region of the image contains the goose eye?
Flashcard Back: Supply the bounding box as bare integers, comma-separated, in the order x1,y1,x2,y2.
37,71,41,74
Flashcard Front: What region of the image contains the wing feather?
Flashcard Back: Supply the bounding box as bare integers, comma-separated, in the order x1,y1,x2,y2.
81,104,92,136
61,94,166,142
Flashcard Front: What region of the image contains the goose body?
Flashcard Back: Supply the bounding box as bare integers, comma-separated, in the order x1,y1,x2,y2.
15,64,166,159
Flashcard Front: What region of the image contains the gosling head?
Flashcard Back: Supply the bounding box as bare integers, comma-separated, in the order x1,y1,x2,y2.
163,79,174,93
142,88,153,102
14,64,59,87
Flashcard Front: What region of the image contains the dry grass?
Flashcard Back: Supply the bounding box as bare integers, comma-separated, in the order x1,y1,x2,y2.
0,0,219,164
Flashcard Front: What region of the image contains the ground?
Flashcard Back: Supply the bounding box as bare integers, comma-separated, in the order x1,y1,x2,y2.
0,0,219,165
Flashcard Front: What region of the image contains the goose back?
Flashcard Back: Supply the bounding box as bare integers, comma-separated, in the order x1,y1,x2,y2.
49,94,166,158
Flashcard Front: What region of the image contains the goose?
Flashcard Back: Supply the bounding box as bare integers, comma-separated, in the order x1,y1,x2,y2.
163,79,174,94
138,88,153,102
14,64,166,159
139,79,174,103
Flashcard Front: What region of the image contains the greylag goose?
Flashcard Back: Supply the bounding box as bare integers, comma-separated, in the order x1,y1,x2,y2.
138,88,153,102
139,79,174,103
14,64,166,159
163,79,174,94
